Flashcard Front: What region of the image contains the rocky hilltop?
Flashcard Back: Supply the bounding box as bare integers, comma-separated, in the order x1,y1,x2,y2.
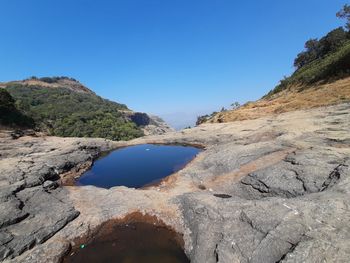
0,77,96,95
0,102,349,262
122,111,174,135
0,77,173,139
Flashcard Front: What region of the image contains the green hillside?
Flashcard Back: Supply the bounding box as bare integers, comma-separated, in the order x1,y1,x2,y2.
265,40,350,98
4,81,144,140
265,6,350,98
0,88,34,128
198,5,350,124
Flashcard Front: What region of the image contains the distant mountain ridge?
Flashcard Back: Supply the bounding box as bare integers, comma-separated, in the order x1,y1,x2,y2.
0,76,173,140
0,76,95,95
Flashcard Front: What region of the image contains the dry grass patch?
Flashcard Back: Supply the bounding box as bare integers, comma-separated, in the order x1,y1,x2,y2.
209,77,350,123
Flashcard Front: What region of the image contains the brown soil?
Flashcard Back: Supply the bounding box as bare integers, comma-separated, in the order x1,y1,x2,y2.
209,77,350,123
60,161,93,186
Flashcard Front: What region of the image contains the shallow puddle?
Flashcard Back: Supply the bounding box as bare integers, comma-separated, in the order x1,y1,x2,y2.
77,144,201,188
63,220,189,263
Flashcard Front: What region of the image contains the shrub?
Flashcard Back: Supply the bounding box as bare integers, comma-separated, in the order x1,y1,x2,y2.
0,88,35,127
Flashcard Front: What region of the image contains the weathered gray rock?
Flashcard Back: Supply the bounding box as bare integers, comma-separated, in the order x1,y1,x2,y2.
0,103,349,262
232,150,348,200
42,180,58,190
0,135,115,260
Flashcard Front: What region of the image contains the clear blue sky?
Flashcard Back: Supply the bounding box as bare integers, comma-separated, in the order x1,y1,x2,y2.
0,0,347,128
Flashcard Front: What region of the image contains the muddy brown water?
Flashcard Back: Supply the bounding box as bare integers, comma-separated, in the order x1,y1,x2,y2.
62,220,190,263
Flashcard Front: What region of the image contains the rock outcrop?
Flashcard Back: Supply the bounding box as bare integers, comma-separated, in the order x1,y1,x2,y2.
0,103,349,262
123,111,175,135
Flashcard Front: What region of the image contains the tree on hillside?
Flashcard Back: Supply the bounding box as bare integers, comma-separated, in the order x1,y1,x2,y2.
294,39,320,69
294,27,349,70
337,4,350,30
293,5,350,70
266,4,350,97
0,88,16,109
231,101,241,109
319,27,348,54
0,88,34,127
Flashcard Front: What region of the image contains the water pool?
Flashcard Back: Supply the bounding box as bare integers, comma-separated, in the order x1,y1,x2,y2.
63,220,189,263
77,144,201,188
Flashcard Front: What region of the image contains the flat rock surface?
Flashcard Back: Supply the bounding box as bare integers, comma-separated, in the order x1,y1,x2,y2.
0,103,349,263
